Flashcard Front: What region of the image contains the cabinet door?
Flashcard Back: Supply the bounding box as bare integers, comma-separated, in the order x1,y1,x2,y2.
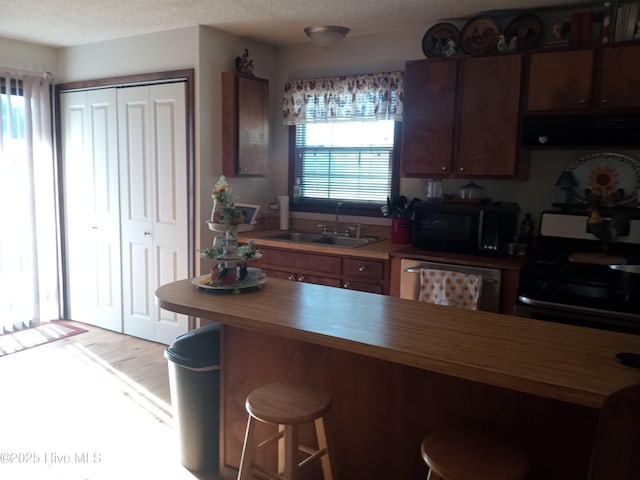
456,54,522,176
222,73,269,176
401,59,457,176
527,50,594,111
599,45,640,109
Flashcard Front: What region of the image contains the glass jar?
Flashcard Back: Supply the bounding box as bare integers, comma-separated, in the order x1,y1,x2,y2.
424,178,442,199
459,182,484,200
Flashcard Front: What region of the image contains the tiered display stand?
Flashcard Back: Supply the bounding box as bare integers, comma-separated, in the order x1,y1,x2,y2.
193,221,264,293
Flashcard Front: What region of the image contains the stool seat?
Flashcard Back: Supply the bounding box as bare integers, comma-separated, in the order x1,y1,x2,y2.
421,428,527,480
238,383,334,480
246,383,331,425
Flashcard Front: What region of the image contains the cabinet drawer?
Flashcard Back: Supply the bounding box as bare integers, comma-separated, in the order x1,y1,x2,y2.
256,247,342,275
343,281,383,294
343,258,385,282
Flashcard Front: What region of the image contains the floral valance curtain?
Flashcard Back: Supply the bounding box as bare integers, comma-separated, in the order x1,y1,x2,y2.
283,71,404,125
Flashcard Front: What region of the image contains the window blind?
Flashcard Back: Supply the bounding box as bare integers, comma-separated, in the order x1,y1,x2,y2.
295,127,393,203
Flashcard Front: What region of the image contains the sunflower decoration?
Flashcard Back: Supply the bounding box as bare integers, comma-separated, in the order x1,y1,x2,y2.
587,165,618,196
210,175,238,226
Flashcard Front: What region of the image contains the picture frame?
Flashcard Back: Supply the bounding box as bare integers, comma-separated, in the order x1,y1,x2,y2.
235,203,260,224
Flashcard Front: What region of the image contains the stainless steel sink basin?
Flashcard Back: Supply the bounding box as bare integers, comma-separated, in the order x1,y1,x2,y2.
266,231,326,243
264,231,379,248
311,236,375,247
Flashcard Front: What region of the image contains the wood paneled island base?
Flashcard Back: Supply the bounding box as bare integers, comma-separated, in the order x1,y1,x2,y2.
156,278,640,480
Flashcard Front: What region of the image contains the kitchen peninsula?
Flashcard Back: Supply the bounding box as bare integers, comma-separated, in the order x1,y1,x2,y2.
156,278,640,480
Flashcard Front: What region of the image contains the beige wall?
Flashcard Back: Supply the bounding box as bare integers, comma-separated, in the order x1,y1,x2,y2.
274,30,640,228
0,37,57,76
4,24,639,239
52,25,277,264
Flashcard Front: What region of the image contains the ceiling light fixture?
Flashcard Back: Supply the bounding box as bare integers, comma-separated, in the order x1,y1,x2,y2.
304,25,350,49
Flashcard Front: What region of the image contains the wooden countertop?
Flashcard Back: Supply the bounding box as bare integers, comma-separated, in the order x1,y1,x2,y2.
239,230,530,270
156,278,640,409
238,229,400,260
391,245,530,270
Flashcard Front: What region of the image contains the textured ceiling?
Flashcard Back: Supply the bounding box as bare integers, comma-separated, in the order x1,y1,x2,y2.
1,0,586,48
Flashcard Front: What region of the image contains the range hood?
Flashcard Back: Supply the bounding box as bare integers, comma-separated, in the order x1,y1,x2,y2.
521,113,640,148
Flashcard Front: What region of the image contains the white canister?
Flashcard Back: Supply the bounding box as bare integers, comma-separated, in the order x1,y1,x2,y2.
278,195,289,230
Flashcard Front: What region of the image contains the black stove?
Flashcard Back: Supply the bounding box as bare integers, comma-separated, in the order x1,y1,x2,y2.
516,210,640,334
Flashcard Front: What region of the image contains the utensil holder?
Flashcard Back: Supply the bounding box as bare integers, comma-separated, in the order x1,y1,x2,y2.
391,218,412,244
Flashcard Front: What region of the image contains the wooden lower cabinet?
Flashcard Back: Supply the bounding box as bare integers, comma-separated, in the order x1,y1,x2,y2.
253,246,388,294
342,257,386,293
259,267,342,288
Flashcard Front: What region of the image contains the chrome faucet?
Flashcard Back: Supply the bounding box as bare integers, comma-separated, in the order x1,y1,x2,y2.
335,201,343,235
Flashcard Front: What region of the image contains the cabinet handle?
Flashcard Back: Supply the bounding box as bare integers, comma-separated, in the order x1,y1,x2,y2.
440,166,448,172
343,281,351,289
601,98,609,104
144,231,151,236
579,99,588,104
458,167,465,172
287,273,297,281
297,275,306,282
92,226,98,230
358,265,367,272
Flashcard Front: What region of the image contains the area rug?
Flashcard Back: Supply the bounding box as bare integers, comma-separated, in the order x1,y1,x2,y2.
0,320,88,357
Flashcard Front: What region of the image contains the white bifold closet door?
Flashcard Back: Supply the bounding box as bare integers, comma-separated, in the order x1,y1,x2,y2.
117,83,188,344
62,82,189,344
62,89,122,333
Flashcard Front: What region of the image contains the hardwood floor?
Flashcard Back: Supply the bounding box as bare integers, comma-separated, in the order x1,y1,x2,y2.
0,321,233,480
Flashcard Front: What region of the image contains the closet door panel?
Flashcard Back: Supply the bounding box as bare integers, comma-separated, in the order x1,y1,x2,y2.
150,83,189,345
62,89,122,332
119,82,188,344
118,86,155,341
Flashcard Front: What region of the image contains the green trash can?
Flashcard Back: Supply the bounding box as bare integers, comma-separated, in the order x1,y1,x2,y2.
164,323,220,473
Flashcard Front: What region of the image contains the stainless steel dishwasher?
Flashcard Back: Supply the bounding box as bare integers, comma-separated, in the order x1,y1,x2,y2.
399,258,502,313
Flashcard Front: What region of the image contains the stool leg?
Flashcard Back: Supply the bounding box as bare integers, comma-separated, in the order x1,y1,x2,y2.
237,415,257,480
314,417,333,480
283,424,299,480
277,424,285,475
427,470,444,480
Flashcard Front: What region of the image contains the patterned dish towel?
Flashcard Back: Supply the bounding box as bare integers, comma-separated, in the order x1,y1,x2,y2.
418,269,482,310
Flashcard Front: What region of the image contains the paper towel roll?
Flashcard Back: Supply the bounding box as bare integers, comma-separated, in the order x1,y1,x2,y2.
278,195,289,230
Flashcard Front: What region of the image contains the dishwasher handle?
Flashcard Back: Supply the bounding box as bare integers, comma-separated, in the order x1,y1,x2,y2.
404,266,499,284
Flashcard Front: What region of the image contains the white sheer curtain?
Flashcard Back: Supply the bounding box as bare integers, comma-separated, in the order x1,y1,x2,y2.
0,71,60,332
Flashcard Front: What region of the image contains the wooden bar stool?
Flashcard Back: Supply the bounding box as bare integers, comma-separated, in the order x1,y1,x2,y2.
420,428,528,480
237,382,334,480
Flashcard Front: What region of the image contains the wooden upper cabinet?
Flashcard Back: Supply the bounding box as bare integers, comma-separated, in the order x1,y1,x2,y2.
527,49,594,111
400,59,458,177
222,72,269,176
527,44,640,112
599,44,640,109
456,54,523,177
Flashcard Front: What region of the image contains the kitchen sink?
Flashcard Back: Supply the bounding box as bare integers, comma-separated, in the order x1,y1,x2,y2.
266,231,326,243
264,231,379,248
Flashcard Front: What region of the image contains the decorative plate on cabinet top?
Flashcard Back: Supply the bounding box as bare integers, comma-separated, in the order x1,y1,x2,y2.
567,152,640,206
461,15,501,55
504,13,543,50
422,22,461,58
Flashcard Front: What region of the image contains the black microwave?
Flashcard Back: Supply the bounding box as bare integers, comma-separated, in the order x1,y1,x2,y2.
412,201,520,256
